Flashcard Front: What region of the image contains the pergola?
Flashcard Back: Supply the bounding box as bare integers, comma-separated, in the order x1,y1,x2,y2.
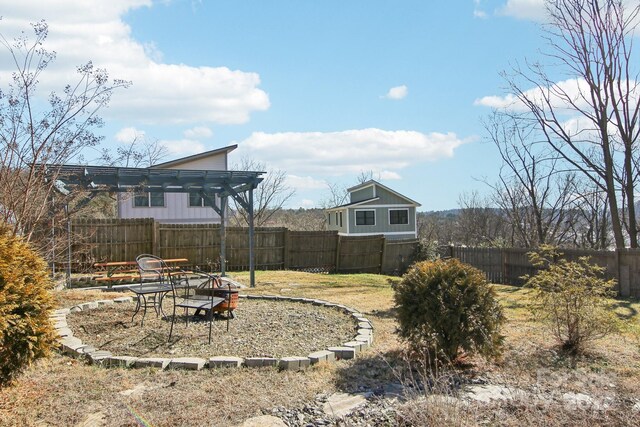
49,164,264,287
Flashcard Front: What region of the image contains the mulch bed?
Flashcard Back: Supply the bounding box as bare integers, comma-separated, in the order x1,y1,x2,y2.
66,298,357,359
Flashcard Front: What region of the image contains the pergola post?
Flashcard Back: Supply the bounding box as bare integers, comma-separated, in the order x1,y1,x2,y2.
248,187,255,288
219,195,227,277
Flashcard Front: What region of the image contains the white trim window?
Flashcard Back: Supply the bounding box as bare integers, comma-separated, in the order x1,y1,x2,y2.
188,192,213,207
389,208,409,225
355,209,376,226
134,192,165,207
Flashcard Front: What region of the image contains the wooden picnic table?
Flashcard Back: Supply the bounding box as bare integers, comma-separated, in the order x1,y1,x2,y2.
92,258,190,284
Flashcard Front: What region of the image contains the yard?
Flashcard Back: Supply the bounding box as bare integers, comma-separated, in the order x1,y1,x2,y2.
1,270,639,426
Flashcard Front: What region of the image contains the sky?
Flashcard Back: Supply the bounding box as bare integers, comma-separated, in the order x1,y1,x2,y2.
0,0,560,210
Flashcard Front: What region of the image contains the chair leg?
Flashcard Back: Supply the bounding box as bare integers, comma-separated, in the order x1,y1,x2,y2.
208,309,213,344
169,305,177,342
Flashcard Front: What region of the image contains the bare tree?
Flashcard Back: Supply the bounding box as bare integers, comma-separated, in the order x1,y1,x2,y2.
484,113,575,248
99,134,168,168
230,157,295,227
0,21,128,247
504,0,640,248
457,191,508,247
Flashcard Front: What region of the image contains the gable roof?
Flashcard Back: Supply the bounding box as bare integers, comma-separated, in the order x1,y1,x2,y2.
151,144,237,169
347,180,421,207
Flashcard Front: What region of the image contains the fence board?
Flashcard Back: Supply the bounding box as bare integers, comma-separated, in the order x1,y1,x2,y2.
446,245,640,297
68,219,420,277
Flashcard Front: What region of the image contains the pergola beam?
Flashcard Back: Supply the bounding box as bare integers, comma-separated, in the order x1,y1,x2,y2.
49,164,263,288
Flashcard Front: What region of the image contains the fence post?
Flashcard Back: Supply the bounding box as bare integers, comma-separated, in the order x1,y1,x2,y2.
283,228,290,270
152,220,159,255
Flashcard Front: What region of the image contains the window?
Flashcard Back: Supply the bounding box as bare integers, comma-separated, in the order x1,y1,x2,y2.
389,209,409,225
134,192,165,207
188,192,213,207
356,210,375,226
339,211,343,227
328,213,331,225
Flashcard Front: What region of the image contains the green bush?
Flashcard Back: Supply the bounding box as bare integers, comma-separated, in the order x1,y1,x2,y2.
394,258,504,363
0,229,56,386
525,247,619,355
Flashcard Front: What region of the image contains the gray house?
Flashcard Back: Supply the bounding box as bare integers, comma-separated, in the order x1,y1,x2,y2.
117,144,236,223
326,180,421,240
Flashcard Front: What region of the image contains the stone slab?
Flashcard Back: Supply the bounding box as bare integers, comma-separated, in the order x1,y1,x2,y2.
209,356,244,368
134,358,171,369
87,350,113,365
113,296,133,303
53,320,68,329
357,322,373,330
167,357,207,370
79,301,99,311
343,341,367,353
96,299,115,306
244,357,278,368
327,346,356,360
322,392,368,418
308,350,336,365
357,328,372,336
55,327,73,338
53,308,71,316
69,305,83,313
278,356,310,371
354,334,373,345
105,356,138,368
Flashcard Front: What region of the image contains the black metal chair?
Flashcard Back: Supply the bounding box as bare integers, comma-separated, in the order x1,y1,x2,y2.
164,262,230,344
130,254,173,325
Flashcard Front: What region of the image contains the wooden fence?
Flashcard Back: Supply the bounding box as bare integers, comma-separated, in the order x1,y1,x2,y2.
444,246,640,298
69,218,419,276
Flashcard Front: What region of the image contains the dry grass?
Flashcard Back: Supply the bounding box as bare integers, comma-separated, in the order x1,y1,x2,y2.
1,270,639,426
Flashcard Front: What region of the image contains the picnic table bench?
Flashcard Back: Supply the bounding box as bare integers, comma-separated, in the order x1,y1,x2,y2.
92,258,190,284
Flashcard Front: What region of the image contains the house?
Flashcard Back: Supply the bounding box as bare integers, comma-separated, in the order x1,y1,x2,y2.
325,180,421,240
117,144,237,223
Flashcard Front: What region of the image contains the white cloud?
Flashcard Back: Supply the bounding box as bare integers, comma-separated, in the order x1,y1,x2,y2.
383,85,408,100
497,0,547,21
286,175,327,190
379,170,402,180
474,78,596,113
235,128,467,178
115,126,146,143
0,0,269,125
158,139,207,157
183,126,213,139
473,0,488,19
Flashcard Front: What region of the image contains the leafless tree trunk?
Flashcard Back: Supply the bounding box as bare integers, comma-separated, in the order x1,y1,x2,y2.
484,113,575,248
0,21,128,249
504,0,640,248
230,157,295,227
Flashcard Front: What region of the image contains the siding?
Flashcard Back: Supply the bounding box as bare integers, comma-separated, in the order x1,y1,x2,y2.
118,193,221,223
118,151,227,222
350,185,375,203
348,206,416,236
326,209,348,233
362,186,411,205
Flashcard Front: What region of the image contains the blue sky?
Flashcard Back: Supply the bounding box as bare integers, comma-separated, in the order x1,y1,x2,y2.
0,0,552,210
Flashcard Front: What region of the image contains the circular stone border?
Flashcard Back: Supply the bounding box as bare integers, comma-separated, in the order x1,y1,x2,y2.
51,295,374,371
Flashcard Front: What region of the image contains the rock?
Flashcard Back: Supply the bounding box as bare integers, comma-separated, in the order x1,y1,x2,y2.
167,357,207,370
322,393,369,418
308,350,336,365
240,415,287,427
462,384,518,403
209,356,244,368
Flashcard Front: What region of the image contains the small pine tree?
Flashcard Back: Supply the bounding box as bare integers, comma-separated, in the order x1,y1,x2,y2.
525,247,619,355
394,258,504,363
0,228,56,386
